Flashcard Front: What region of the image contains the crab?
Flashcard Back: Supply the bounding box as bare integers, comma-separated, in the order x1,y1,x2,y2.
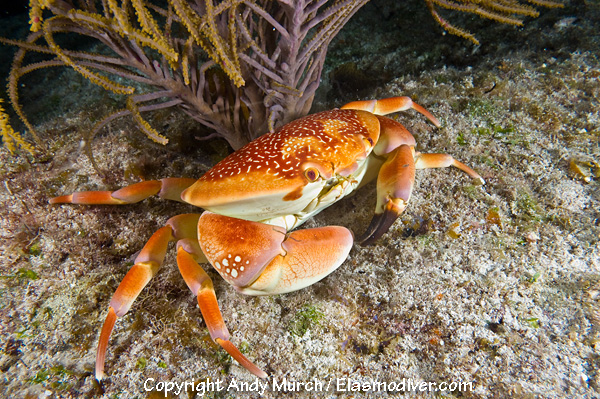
50,96,484,380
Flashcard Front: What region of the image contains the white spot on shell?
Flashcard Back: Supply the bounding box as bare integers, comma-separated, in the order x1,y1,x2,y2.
215,261,221,269
231,269,238,278
235,256,241,262
223,258,229,266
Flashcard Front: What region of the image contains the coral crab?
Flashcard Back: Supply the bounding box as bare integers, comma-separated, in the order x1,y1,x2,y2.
51,96,484,379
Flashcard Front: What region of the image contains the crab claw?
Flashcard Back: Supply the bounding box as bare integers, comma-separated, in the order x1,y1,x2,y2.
197,212,354,295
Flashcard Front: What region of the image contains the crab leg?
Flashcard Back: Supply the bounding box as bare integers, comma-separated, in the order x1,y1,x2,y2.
176,245,267,379
359,150,484,244
359,144,415,245
96,211,266,380
415,153,485,185
96,224,173,380
341,96,441,127
96,213,201,380
50,177,197,204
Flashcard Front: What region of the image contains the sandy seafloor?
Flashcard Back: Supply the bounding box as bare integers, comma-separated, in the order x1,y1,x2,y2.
0,0,599,398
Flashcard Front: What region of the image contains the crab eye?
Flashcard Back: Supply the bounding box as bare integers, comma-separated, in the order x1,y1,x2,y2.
304,167,319,182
